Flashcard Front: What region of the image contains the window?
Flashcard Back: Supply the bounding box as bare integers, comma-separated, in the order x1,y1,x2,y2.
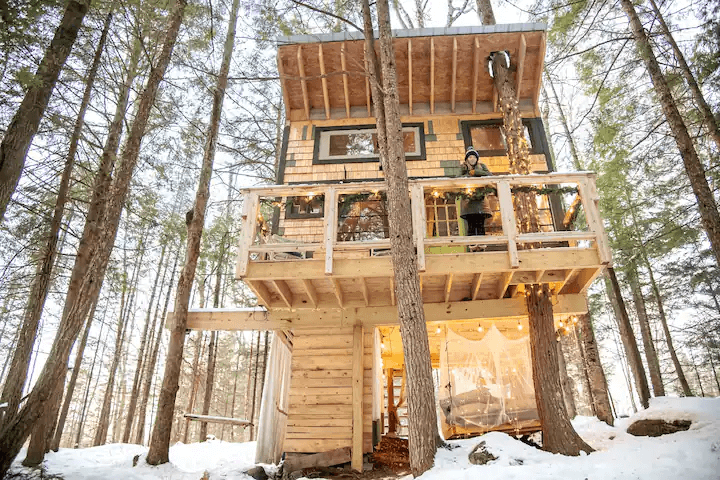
461,119,544,157
313,123,425,164
284,195,324,219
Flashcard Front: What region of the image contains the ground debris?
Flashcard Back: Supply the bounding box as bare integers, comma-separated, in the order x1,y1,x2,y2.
370,436,410,474
626,419,691,437
468,441,497,465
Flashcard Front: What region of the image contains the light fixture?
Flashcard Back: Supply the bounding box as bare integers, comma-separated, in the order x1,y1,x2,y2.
572,316,579,324
517,321,523,331
477,324,483,333
558,320,564,328
432,190,441,198
436,326,442,334
307,192,315,200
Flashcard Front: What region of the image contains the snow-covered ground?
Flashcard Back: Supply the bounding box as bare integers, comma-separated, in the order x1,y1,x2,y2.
9,397,720,479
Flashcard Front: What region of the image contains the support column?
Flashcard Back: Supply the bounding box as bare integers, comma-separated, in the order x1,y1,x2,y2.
352,324,364,472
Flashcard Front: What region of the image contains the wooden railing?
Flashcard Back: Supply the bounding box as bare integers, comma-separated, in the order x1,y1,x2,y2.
235,172,612,278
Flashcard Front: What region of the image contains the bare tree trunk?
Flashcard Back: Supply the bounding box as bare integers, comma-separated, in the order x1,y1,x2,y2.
573,324,596,415
243,332,255,441
556,335,577,418
228,338,242,442
0,2,185,472
182,332,204,444
647,0,720,151
0,11,110,427
51,297,99,450
0,0,90,221
620,0,720,268
576,314,614,425
123,244,166,442
198,332,217,442
146,0,234,463
364,0,438,474
475,0,496,25
604,268,651,408
248,331,261,441
527,285,593,455
627,261,665,396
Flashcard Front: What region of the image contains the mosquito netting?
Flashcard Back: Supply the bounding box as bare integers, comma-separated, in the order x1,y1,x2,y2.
438,324,539,438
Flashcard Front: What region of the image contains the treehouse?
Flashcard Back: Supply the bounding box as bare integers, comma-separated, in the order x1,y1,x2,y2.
181,24,611,470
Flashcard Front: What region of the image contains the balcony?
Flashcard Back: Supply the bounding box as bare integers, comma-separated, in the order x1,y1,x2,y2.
234,172,610,316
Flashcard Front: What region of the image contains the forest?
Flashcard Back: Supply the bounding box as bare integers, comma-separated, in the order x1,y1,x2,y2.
0,0,718,478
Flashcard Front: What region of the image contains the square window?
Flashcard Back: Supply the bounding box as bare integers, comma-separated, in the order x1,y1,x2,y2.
314,123,425,163
285,195,324,219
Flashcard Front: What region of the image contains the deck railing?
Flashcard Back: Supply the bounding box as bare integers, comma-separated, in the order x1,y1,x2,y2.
235,172,612,278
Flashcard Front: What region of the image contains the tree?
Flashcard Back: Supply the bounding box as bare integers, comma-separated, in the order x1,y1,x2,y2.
0,0,90,222
0,0,187,473
146,0,239,463
360,0,438,474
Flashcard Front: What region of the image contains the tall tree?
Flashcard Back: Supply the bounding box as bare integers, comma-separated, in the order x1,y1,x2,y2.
0,0,90,222
146,0,239,463
619,0,720,268
0,1,187,473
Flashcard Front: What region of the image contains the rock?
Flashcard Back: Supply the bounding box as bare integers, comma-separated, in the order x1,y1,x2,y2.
132,454,140,467
244,466,269,480
468,441,497,465
626,419,691,437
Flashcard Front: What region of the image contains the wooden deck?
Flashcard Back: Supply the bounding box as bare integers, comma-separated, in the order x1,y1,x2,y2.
235,172,611,313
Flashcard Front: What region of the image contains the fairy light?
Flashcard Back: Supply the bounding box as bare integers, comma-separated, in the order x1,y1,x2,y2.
477,324,484,333
572,316,579,324
558,320,564,328
307,192,316,200
465,187,474,195
436,326,442,334
432,190,441,198
517,320,523,331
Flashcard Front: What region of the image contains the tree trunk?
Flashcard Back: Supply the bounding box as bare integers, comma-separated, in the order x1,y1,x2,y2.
620,0,720,268
556,334,578,419
183,332,204,444
366,1,438,475
475,0,496,25
627,261,665,396
135,247,179,445
248,331,261,441
573,324,596,416
146,0,234,463
0,2,186,473
198,331,218,442
51,297,99,450
0,11,110,428
604,267,651,408
526,284,593,455
647,0,720,151
0,0,90,221
228,338,242,442
576,314,614,425
244,332,255,441
75,304,108,448
123,244,166,443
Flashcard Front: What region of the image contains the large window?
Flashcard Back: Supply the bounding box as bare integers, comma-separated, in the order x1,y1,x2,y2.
313,123,425,164
460,119,547,158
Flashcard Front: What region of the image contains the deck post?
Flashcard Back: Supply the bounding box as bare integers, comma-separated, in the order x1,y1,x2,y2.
497,180,520,268
579,177,612,265
236,192,259,278
410,183,426,271
352,324,364,472
324,187,338,275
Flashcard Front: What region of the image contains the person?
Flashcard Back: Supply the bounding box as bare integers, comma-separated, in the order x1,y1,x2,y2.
464,146,493,177
462,146,493,237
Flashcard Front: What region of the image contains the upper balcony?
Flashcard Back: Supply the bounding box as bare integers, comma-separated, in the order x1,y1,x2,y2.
234,172,611,316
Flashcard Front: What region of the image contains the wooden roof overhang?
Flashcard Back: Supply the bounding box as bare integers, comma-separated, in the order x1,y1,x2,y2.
276,24,547,121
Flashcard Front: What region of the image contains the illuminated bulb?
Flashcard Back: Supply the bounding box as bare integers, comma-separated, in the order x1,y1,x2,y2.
307,192,315,200
466,187,474,195
477,325,484,333
572,316,579,324
436,326,442,334
517,322,523,331
558,320,564,328
381,343,386,351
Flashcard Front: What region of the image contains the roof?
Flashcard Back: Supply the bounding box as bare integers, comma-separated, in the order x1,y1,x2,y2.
277,24,547,121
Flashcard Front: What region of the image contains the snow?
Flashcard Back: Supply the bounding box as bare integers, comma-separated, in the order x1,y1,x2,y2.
9,397,720,479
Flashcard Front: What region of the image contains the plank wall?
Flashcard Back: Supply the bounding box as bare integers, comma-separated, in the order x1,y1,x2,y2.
284,326,374,454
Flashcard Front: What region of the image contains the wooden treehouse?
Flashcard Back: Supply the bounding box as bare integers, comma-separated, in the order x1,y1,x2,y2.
182,24,611,470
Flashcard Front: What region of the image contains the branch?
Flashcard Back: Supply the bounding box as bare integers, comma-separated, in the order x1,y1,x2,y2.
288,0,364,32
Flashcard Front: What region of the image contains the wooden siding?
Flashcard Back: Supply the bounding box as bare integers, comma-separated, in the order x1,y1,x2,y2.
284,327,374,454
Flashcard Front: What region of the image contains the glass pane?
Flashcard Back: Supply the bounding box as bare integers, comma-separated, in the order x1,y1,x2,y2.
438,208,447,221
438,222,448,236
470,126,504,151
329,132,378,157
403,131,416,153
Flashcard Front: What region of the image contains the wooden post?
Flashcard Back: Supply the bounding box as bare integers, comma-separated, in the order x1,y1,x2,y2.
497,180,519,268
324,187,338,275
352,324,364,472
236,192,259,278
410,184,426,272
387,368,396,434
579,177,612,264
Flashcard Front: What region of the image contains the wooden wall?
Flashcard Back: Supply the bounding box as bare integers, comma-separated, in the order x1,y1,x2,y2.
284,326,375,454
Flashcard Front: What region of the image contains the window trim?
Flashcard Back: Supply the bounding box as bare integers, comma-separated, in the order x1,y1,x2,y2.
284,195,325,219
460,119,544,158
312,123,426,164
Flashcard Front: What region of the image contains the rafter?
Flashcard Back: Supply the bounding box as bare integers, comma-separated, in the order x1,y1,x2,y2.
451,37,458,113
472,36,480,113
341,42,350,118
471,273,483,301
430,38,435,114
302,279,318,308
273,280,294,308
297,45,310,119
318,44,330,119
408,39,413,115
515,34,527,101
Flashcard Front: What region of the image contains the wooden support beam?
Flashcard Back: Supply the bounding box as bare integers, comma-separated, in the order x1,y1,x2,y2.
472,36,480,113
430,38,435,114
302,279,318,308
451,38,458,113
497,272,513,299
360,277,370,306
331,277,344,308
535,269,545,283
248,280,274,307
471,273,483,301
235,193,259,278
273,280,294,308
389,277,395,306
183,414,251,427
408,39,413,115
341,42,351,118
297,45,310,119
493,85,498,112
324,187,338,275
532,32,547,111
515,34,527,102
277,51,292,119
177,294,589,330
386,368,396,434
444,273,454,303
561,267,601,294
557,268,576,293
318,44,330,119
352,324,364,472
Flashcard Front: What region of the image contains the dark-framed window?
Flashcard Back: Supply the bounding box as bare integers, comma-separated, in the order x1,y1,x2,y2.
284,195,325,219
460,118,548,158
313,123,426,164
